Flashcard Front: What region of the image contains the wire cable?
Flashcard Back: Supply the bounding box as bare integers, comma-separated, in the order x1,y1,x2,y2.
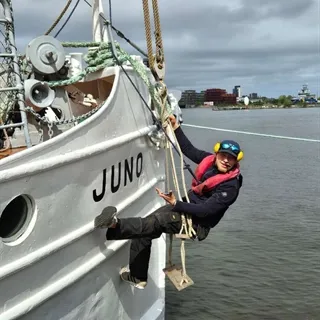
54,0,81,38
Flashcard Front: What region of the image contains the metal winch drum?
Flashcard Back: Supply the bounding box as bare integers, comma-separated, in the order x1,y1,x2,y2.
26,35,66,75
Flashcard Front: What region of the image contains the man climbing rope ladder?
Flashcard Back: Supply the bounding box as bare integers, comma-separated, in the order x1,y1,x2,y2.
94,115,244,289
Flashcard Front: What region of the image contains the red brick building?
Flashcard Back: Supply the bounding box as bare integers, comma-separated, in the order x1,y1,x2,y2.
204,88,237,105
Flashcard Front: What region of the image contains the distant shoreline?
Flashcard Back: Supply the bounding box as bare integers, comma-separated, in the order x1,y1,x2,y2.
185,104,320,111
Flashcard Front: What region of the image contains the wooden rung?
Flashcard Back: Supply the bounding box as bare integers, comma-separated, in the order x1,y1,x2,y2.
163,264,194,291
175,233,190,239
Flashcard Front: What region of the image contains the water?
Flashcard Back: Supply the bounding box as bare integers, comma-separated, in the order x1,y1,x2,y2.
165,107,320,320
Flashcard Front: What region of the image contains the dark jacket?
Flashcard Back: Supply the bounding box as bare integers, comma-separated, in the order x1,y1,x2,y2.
172,126,243,230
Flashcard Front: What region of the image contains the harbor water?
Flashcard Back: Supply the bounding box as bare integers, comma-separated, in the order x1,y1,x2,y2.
165,107,320,320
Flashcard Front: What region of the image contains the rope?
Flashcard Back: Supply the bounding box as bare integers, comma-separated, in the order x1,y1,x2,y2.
54,0,81,38
47,42,126,87
170,124,196,238
113,49,195,278
108,0,113,25
165,121,196,284
142,0,154,69
28,14,194,281
44,40,170,118
45,0,73,35
83,0,148,57
151,0,164,69
165,141,174,267
140,0,194,285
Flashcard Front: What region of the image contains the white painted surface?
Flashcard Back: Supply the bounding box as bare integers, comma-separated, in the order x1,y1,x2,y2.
0,63,167,319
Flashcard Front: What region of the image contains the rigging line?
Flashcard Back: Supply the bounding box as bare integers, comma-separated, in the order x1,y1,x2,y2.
111,57,199,182
82,0,147,57
182,123,320,143
45,0,73,35
108,0,112,26
78,0,197,181
105,1,199,180
54,0,81,38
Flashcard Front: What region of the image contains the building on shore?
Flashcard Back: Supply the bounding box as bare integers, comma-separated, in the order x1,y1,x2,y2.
204,88,237,105
179,86,258,107
179,90,196,108
179,90,205,108
196,90,205,105
233,85,241,98
249,93,258,99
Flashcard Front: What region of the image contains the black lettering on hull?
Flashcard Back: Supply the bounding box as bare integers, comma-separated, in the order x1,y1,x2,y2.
111,162,121,193
136,152,143,178
93,153,144,202
124,157,133,186
93,169,106,202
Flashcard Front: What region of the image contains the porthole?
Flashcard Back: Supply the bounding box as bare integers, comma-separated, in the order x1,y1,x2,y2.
0,194,36,245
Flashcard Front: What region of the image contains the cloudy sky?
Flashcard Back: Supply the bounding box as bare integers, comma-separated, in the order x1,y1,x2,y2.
12,0,319,98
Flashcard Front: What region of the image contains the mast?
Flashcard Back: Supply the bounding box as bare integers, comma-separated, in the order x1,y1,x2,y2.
92,0,108,42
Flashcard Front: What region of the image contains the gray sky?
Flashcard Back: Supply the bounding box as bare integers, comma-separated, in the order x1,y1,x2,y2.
11,0,319,98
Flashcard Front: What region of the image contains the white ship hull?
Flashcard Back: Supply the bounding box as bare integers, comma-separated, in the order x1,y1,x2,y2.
0,66,167,319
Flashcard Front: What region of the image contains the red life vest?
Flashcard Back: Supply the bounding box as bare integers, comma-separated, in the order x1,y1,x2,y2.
191,154,240,195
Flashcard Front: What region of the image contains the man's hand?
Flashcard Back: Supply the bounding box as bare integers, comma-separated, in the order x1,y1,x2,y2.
168,114,180,131
156,188,177,206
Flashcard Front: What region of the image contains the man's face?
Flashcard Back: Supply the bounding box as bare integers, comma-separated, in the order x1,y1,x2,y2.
215,152,237,173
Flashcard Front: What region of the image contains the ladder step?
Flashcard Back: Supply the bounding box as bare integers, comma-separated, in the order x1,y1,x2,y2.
0,122,24,129
0,86,23,92
0,53,15,57
175,233,190,239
